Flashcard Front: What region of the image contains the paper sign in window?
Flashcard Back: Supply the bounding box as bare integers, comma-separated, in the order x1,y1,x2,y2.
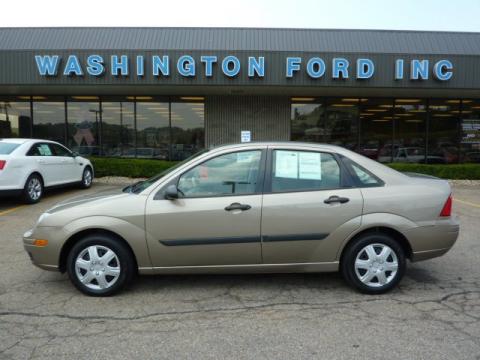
275,151,298,178
39,144,52,156
299,152,322,180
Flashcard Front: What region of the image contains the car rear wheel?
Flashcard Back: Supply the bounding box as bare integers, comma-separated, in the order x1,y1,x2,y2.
341,233,406,294
80,167,93,189
66,234,135,296
23,174,43,204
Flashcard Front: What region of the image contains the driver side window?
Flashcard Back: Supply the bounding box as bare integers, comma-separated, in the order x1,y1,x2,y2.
178,150,262,197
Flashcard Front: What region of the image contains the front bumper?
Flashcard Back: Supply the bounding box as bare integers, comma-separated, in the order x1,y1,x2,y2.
23,228,62,271
406,216,460,262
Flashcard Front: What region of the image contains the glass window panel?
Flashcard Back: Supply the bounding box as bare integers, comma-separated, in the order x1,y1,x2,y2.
67,102,100,156
171,102,205,161
0,101,31,138
291,102,324,142
178,150,261,197
272,150,340,192
459,100,480,163
325,99,359,150
359,99,393,163
101,102,135,157
428,99,459,164
136,101,170,159
394,99,427,163
33,101,65,144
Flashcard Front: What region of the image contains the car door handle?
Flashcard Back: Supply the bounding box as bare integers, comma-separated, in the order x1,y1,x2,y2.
37,159,47,165
225,203,251,211
324,195,350,204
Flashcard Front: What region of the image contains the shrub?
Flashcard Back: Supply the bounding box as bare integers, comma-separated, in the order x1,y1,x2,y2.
387,163,480,180
89,157,178,178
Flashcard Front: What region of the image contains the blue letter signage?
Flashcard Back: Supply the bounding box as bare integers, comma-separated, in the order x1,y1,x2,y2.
33,54,454,82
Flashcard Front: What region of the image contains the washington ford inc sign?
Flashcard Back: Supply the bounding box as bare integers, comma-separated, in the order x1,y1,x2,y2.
34,54,454,81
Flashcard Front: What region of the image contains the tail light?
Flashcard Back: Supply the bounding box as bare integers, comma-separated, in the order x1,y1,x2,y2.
439,194,453,217
0,160,6,170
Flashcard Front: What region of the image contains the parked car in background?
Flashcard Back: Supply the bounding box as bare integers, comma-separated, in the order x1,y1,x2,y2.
0,138,94,203
378,146,445,163
23,142,458,296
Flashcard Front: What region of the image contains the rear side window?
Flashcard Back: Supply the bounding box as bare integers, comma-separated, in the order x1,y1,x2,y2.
0,142,20,155
342,156,383,188
27,143,54,156
271,150,341,192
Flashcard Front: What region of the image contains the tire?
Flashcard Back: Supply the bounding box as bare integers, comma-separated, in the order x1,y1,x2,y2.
23,174,44,204
66,234,135,296
341,233,406,294
79,166,93,189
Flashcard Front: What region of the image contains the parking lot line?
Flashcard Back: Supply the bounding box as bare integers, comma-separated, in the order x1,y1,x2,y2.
0,205,25,216
455,198,480,208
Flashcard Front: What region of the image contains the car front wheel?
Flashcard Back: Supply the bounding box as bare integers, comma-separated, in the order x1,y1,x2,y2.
66,234,135,296
341,233,406,294
80,167,93,189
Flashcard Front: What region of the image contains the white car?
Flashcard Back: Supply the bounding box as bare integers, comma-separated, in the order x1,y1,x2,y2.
0,138,94,203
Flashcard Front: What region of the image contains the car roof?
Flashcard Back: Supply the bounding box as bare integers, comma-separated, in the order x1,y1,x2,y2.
0,138,59,144
209,141,347,152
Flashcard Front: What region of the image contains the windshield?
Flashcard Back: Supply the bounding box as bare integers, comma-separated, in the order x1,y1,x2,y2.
128,149,210,194
0,142,21,155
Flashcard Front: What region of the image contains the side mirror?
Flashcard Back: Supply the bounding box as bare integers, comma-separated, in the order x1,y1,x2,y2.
71,151,79,158
164,184,179,200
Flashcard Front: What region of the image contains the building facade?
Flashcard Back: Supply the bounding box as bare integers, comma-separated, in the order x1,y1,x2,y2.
1,27,480,163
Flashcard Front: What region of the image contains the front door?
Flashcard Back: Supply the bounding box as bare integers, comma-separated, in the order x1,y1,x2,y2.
261,148,363,264
50,143,79,183
145,148,266,267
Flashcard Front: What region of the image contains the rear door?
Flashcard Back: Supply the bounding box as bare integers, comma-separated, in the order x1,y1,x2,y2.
145,148,266,267
26,143,60,186
261,147,363,264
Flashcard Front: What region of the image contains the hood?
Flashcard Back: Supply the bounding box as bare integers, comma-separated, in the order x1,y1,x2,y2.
47,188,131,214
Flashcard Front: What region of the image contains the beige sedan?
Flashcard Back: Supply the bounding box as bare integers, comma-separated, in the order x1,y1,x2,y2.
23,142,459,296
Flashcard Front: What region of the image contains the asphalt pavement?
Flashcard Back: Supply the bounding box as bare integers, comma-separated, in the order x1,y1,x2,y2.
0,183,479,360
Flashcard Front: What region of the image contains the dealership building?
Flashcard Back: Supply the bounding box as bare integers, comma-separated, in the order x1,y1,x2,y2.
0,27,480,162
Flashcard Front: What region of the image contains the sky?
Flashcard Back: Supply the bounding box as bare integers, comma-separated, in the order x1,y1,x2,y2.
2,0,480,32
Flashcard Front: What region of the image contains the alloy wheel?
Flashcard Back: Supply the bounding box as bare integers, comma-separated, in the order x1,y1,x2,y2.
28,178,42,201
83,169,92,186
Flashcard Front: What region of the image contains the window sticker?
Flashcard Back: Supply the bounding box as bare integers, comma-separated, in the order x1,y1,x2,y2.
275,151,298,178
299,152,322,180
38,144,52,156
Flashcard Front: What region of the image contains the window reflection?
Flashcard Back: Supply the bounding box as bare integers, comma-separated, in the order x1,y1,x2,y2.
136,101,170,159
67,101,100,156
291,102,324,142
393,99,427,163
325,99,359,150
460,100,480,163
0,101,31,138
428,100,459,164
359,99,393,162
171,102,205,160
33,101,65,144
101,102,135,157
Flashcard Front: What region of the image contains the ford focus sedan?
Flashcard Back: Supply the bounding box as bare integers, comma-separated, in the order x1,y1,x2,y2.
23,142,459,296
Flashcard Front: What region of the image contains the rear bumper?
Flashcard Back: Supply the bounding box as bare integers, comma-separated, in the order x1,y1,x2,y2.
406,216,460,262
